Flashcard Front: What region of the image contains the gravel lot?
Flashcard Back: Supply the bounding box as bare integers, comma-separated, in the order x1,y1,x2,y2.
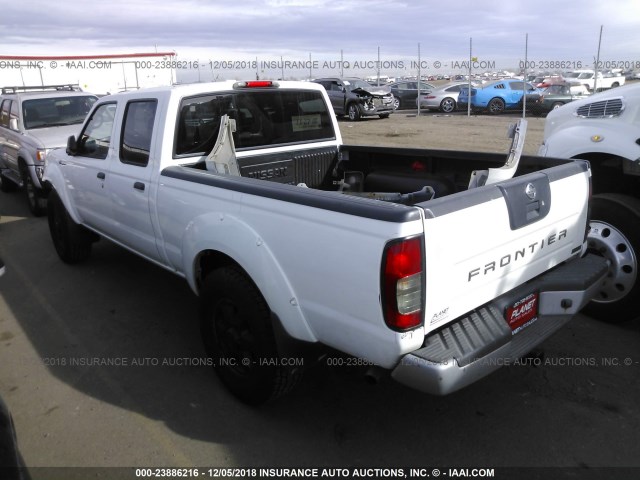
341,110,545,154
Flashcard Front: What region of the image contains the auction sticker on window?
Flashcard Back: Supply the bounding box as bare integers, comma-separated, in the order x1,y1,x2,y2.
292,114,321,132
506,292,538,335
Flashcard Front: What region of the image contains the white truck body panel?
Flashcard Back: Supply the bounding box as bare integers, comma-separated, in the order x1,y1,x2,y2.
421,170,589,330
540,82,640,162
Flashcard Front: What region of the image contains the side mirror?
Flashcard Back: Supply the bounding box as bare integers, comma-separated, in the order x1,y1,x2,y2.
66,135,77,155
9,118,18,131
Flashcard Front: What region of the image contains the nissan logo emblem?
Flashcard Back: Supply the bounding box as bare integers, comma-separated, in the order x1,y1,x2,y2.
525,183,537,200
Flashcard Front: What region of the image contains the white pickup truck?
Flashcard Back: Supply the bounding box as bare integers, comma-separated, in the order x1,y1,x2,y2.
564,70,625,92
539,81,640,323
43,80,607,404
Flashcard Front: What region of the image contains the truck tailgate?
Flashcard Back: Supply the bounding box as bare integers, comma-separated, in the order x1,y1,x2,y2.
417,161,590,334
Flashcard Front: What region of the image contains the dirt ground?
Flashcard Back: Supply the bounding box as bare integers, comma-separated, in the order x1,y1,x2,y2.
340,111,546,155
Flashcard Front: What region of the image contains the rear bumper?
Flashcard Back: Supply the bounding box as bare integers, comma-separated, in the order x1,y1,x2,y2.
391,253,609,395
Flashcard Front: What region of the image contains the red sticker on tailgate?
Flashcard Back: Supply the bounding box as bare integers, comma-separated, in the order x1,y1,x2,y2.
506,292,538,334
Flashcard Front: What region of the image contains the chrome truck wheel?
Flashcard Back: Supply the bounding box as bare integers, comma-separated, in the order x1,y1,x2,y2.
584,194,640,322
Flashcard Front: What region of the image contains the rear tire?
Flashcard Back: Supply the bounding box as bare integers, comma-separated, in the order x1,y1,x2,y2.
487,97,505,114
440,97,456,113
584,194,640,322
200,267,302,404
47,189,93,264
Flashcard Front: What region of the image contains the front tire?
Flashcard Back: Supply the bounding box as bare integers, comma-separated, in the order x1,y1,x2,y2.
47,189,93,264
347,103,361,121
584,194,640,322
20,165,46,216
200,267,302,404
392,95,401,110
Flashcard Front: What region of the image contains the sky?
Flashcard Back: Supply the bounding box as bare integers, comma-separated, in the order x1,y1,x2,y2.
0,0,638,91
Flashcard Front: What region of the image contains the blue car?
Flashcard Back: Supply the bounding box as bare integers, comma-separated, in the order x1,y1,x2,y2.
458,79,540,114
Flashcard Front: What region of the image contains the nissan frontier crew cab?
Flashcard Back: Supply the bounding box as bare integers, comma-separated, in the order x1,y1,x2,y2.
43,80,608,404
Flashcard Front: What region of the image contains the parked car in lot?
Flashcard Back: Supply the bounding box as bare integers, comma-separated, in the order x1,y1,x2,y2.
312,77,394,120
0,85,98,215
387,80,435,110
416,82,471,113
564,70,625,92
458,79,540,114
527,83,590,114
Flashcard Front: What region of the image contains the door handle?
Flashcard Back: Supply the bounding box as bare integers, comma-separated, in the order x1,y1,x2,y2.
134,182,145,191
97,172,106,179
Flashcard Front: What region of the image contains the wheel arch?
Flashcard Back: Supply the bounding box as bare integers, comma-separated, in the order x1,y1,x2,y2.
183,214,317,343
42,166,83,224
571,152,640,197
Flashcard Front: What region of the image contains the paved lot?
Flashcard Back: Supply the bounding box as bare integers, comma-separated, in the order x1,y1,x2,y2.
1,115,639,478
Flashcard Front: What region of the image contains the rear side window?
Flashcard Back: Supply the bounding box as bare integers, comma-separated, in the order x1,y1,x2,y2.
174,89,335,157
120,100,157,167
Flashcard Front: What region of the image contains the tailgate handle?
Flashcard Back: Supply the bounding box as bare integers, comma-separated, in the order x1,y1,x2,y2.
498,174,551,230
526,200,541,220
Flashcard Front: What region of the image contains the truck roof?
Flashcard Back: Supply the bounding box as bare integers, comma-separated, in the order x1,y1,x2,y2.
98,80,328,102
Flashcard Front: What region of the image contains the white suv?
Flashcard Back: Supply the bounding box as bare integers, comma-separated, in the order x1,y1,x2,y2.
0,85,97,215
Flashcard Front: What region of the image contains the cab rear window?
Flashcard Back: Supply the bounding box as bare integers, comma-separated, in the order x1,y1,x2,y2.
174,89,335,157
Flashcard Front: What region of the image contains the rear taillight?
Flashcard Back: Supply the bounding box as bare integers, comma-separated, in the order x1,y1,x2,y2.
381,236,424,331
233,80,279,88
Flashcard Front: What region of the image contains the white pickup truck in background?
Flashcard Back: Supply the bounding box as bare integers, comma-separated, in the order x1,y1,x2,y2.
43,80,607,404
539,81,640,323
564,70,625,92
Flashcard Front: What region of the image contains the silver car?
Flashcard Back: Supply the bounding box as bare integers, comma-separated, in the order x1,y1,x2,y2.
416,82,471,113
